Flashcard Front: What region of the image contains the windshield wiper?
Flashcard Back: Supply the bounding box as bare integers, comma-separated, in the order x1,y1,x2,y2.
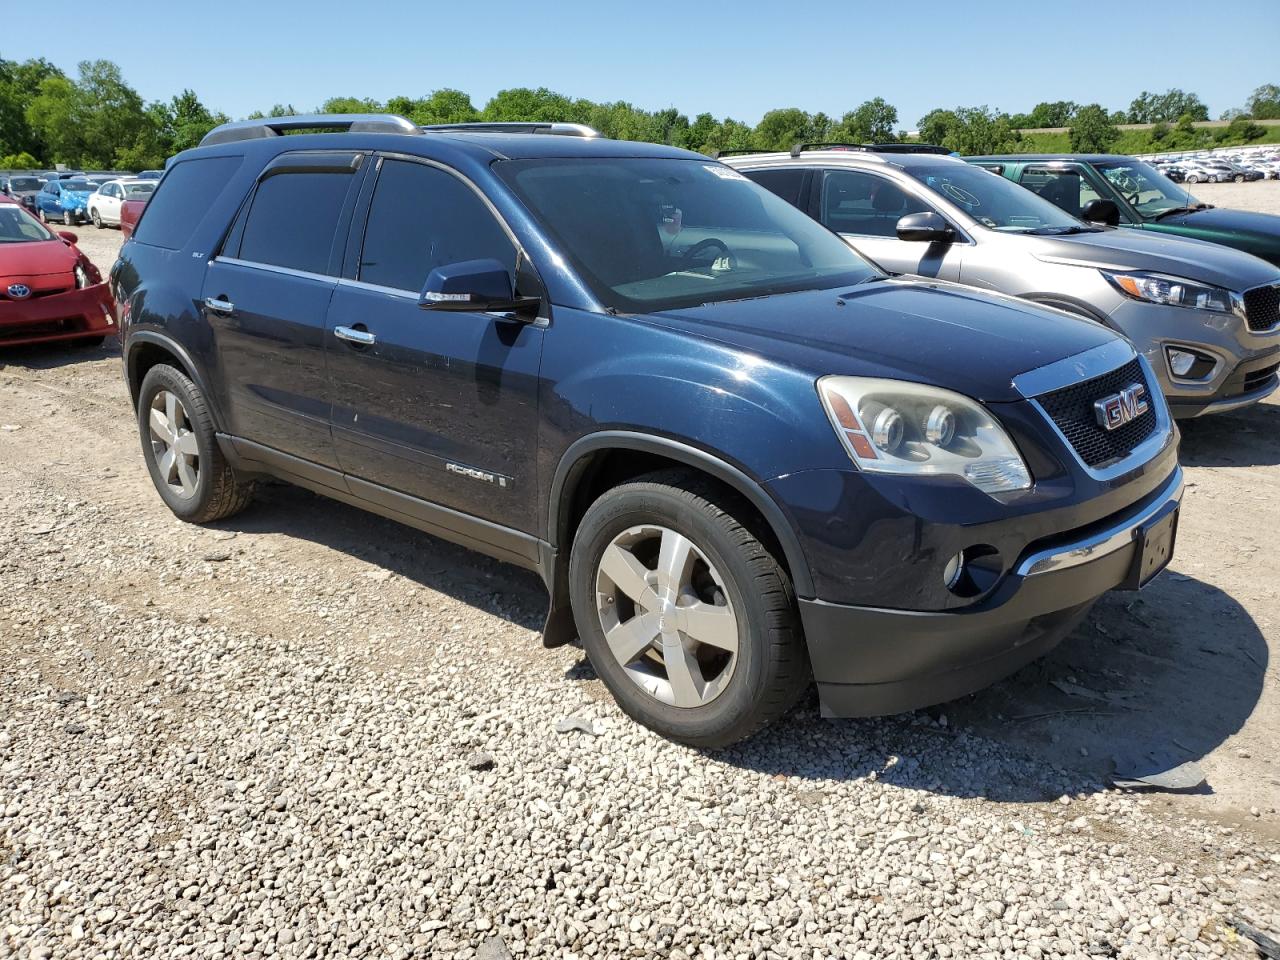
1027,225,1102,236
1152,204,1210,221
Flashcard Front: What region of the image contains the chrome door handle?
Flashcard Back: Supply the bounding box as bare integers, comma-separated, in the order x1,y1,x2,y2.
334,325,377,346
203,297,235,314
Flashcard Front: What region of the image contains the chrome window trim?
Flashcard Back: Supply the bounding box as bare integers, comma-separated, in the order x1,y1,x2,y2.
211,256,335,284
1015,466,1183,577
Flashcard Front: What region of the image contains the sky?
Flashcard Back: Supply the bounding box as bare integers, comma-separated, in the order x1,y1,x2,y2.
6,0,1279,128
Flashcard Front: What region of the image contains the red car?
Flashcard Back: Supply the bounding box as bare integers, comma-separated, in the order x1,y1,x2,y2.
119,196,147,239
0,196,115,348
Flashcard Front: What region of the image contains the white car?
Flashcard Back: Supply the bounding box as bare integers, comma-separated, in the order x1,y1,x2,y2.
87,178,156,229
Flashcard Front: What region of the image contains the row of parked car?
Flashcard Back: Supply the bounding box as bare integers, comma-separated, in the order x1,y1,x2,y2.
91,115,1280,744
0,169,160,233
1143,149,1280,183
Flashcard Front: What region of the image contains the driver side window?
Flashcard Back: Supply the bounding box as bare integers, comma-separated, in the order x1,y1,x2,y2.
1020,169,1100,218
820,170,929,238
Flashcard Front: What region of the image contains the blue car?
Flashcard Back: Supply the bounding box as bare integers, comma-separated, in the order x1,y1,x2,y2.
35,178,96,225
112,115,1183,746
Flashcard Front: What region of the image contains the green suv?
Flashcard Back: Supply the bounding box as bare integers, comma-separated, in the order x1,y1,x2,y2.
968,154,1280,268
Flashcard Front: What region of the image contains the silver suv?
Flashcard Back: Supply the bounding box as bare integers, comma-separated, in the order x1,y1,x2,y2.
725,147,1280,416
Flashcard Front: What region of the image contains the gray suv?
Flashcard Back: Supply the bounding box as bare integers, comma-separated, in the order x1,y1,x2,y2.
726,147,1280,417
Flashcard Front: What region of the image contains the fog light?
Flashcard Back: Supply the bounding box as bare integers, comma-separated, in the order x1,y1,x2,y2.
1167,348,1196,377
943,552,963,590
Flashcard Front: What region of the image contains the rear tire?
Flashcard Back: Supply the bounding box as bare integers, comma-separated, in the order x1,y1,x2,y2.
91,208,103,229
1235,174,1245,183
136,364,254,523
569,471,808,747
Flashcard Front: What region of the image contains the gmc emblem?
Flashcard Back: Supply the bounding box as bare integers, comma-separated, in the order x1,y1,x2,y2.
1093,383,1149,431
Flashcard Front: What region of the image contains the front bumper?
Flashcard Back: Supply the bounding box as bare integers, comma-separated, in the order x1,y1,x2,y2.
0,283,116,347
803,466,1183,718
1108,298,1280,415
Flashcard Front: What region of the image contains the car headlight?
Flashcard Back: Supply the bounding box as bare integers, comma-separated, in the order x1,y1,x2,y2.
74,264,88,288
818,377,1032,495
1103,270,1234,313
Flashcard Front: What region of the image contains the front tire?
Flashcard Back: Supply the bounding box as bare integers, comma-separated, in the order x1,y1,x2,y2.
63,209,76,226
569,471,808,747
136,364,254,523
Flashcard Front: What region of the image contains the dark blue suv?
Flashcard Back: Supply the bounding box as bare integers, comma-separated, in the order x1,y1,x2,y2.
112,115,1183,746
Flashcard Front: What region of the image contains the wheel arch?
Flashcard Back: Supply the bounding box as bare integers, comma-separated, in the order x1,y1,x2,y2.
125,331,224,431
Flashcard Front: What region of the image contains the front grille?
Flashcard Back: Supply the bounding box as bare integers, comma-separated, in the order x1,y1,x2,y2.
1244,361,1280,394
1243,284,1280,332
1036,357,1159,468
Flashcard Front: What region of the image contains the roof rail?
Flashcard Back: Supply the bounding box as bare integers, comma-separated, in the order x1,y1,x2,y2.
199,113,420,147
421,122,600,138
789,141,953,158
712,148,777,159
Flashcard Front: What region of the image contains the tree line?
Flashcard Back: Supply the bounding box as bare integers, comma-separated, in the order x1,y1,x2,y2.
3,56,1279,170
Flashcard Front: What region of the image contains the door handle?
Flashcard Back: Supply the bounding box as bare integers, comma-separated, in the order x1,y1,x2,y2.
203,297,235,314
334,325,377,346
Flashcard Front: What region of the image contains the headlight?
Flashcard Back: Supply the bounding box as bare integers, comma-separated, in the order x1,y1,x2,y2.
74,264,88,288
1102,270,1234,313
818,377,1032,495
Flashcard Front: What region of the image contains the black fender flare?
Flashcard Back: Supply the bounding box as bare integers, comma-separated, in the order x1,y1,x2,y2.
124,330,224,431
547,430,815,599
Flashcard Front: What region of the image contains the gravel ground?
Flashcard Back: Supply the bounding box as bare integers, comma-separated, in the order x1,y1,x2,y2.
2,199,1280,959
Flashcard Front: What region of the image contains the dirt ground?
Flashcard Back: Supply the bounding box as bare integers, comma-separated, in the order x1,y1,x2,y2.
7,186,1280,836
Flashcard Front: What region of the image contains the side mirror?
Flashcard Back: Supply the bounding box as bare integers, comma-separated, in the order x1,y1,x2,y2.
419,258,539,318
896,211,955,243
1080,198,1120,227
58,231,78,244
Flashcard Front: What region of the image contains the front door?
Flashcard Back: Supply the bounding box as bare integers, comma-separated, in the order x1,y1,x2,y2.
201,151,368,471
818,169,966,281
325,156,544,534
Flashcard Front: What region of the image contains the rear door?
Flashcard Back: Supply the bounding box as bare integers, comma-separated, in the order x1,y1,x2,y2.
325,155,544,534
816,168,966,280
97,183,122,223
201,151,367,471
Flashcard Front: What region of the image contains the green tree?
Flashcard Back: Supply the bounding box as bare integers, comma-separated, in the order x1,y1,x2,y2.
319,96,383,114
482,88,588,124
1216,114,1266,144
833,97,899,143
1068,103,1119,153
1126,88,1209,124
386,89,478,126
752,108,814,150
0,150,39,168
153,89,228,156
918,106,1020,154
686,112,719,153
698,118,754,156
1247,83,1280,120
917,108,960,146
0,57,66,162
1010,100,1078,129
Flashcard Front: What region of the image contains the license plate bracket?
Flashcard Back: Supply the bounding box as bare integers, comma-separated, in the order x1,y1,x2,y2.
1121,501,1179,590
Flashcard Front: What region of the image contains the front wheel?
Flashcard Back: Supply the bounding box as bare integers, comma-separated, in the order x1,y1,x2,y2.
569,472,808,747
136,363,254,523
1235,174,1246,183
63,209,76,226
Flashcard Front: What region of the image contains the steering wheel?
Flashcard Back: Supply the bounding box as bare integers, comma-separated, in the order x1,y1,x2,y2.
1127,193,1141,206
682,237,737,271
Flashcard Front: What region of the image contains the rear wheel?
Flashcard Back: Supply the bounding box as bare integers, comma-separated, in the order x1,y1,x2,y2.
1235,174,1246,183
136,363,254,523
569,471,808,747
91,208,103,228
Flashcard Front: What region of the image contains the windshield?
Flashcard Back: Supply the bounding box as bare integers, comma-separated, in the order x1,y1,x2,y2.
495,158,878,312
8,177,40,191
62,181,94,193
0,204,55,243
1092,160,1200,218
122,182,156,199
904,163,1086,233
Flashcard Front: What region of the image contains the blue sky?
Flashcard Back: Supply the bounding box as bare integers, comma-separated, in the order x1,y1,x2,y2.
6,0,1278,127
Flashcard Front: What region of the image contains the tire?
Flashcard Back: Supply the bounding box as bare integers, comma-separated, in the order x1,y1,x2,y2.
136,363,254,523
38,207,48,223
91,208,103,229
568,470,808,747
1235,174,1245,183
63,209,76,226
1186,173,1200,184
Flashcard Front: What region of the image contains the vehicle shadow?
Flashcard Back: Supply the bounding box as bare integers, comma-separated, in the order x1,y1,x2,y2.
0,336,120,369
208,481,549,633
1178,400,1280,468
689,570,1267,801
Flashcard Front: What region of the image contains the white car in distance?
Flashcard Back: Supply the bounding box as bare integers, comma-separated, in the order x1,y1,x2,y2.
87,179,156,229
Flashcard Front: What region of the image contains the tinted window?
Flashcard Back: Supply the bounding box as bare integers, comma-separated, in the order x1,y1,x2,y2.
134,156,243,250
1019,168,1101,219
820,170,930,237
238,171,354,275
743,168,807,208
358,160,515,291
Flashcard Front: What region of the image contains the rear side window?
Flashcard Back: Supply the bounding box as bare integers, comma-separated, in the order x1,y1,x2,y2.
134,156,242,250
742,168,807,209
236,171,355,275
357,159,515,292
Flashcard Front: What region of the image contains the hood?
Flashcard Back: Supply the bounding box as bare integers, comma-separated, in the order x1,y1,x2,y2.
1152,206,1280,262
1029,226,1280,291
648,279,1117,403
0,238,78,281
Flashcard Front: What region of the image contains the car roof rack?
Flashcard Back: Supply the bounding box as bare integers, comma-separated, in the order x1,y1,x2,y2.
421,122,600,138
789,142,953,157
200,114,421,146
712,148,777,159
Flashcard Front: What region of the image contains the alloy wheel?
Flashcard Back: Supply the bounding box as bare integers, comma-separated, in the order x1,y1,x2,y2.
148,390,200,498
594,524,739,708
